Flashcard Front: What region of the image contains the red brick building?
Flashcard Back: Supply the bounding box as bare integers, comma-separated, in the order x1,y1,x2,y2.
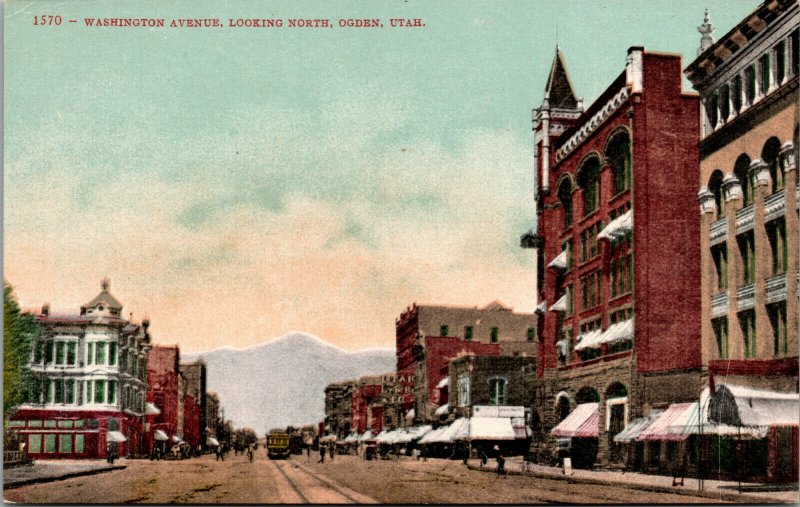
351,382,382,434
146,346,182,454
523,47,703,467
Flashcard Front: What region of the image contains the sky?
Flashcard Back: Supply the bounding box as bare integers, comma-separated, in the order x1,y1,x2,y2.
4,0,757,353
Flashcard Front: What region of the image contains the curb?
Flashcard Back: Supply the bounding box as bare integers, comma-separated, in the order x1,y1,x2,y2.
4,464,126,490
466,464,793,504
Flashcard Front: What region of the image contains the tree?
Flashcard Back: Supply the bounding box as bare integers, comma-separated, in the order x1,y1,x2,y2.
4,281,40,419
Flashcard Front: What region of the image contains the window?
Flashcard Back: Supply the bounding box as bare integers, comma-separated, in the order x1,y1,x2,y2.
94,380,105,404
763,137,783,193
776,41,786,85
566,285,574,316
708,91,719,128
44,434,56,453
738,232,756,285
66,342,77,365
527,327,535,342
33,341,44,364
87,343,94,365
45,341,54,364
769,303,787,356
490,327,499,343
439,325,448,337
75,434,85,453
464,326,473,341
58,420,74,428
565,239,573,270
109,342,117,366
53,379,64,404
719,84,730,121
44,419,56,428
28,420,43,428
740,311,756,358
626,254,633,292
59,434,73,453
711,244,728,290
611,259,617,297
55,342,65,365
108,380,117,405
745,64,757,104
458,374,470,406
607,132,632,194
713,318,729,359
760,53,770,93
121,349,128,371
95,342,106,365
28,434,42,453
709,170,725,219
578,157,601,216
489,378,507,405
732,75,742,113
767,219,787,275
65,380,75,404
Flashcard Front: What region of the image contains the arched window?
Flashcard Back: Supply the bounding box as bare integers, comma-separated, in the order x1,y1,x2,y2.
708,170,725,219
575,386,600,404
557,396,570,422
762,137,783,193
558,178,573,228
733,154,752,205
606,131,631,195
577,157,602,216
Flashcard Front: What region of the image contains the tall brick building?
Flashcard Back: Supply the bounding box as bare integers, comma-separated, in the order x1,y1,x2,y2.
179,360,207,450
523,47,704,466
395,302,537,424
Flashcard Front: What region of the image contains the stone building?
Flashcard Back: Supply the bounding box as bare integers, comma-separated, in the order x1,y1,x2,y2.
324,380,357,438
9,280,152,459
522,46,704,467
447,355,536,421
686,0,798,482
395,302,537,424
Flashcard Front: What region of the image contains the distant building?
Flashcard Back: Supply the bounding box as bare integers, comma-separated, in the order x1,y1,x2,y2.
179,360,207,450
395,302,537,424
146,345,183,454
206,391,220,439
324,380,357,437
9,280,151,459
447,355,536,421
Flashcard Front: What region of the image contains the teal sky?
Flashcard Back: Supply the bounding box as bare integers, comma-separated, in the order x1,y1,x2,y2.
5,0,757,352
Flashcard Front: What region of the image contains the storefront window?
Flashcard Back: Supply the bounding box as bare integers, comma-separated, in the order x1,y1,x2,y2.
44,434,56,453
28,434,42,453
59,434,73,453
75,434,85,453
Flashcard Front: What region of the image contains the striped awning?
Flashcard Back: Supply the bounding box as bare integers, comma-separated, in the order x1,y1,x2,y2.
574,329,603,351
637,403,694,441
613,413,660,443
551,403,599,438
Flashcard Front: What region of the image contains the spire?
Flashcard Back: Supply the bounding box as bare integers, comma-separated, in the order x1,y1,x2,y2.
544,47,578,109
697,9,715,56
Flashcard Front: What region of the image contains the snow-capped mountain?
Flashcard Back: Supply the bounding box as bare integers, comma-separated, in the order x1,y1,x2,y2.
182,332,395,434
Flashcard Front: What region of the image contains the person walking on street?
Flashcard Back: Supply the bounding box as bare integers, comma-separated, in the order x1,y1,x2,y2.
329,443,335,462
318,445,326,463
496,453,507,478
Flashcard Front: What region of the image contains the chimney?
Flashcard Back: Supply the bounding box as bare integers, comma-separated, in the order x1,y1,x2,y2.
42,303,50,316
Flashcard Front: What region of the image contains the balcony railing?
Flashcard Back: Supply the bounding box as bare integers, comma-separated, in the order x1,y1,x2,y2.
709,218,727,246
764,190,786,222
735,205,754,233
737,284,755,311
766,274,788,304
711,291,728,318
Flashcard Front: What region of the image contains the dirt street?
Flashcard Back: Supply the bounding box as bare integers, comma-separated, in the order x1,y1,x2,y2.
5,452,734,504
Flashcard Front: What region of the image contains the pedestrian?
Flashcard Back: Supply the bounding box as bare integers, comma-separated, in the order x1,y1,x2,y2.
496,453,507,478
247,444,254,463
106,442,116,465
329,443,335,462
318,445,326,463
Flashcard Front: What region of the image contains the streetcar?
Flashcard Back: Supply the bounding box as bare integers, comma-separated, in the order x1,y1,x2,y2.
266,429,291,459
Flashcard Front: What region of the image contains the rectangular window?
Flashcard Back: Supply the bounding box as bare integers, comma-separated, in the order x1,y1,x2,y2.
458,374,470,407
55,342,65,365
489,378,506,405
611,259,617,298
74,419,84,428
108,381,117,405
746,64,757,103
34,341,44,364
719,84,730,121
54,379,64,404
760,53,771,93
567,285,573,316
732,75,742,113
45,341,54,364
75,434,85,453
713,318,729,359
464,326,473,341
87,343,94,365
769,303,788,356
776,41,786,84
66,342,77,365
740,311,757,358
490,327,499,343
132,353,138,378
712,244,728,290
59,434,73,453
439,325,449,337
94,380,105,404
44,419,57,428
597,270,603,305
767,220,787,275
44,434,56,453
121,348,128,371
626,254,633,292
581,231,587,262
109,342,117,366
95,342,106,365
28,419,43,428
527,327,535,342
65,379,75,404
57,420,74,428
28,434,42,453
738,232,756,284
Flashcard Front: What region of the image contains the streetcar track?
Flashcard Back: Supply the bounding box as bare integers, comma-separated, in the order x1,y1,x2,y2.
291,460,366,503
270,459,310,503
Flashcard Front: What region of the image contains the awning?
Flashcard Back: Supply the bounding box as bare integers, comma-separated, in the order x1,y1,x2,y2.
574,329,603,351
343,433,359,443
172,435,183,443
441,418,470,442
613,412,661,443
145,402,161,415
511,417,531,439
707,384,799,428
637,403,695,441
107,431,128,443
551,294,568,312
598,209,633,241
154,430,169,442
547,250,568,269
551,402,599,438
467,417,516,440
405,409,415,420
206,437,220,446
535,301,547,314
434,404,450,416
436,377,449,389
665,400,768,439
599,319,634,345
418,426,449,444
358,430,373,441
396,425,432,443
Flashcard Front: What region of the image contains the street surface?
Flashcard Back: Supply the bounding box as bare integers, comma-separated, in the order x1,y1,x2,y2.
5,452,735,504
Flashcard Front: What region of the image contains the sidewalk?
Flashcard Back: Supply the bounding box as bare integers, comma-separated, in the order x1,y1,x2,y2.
4,459,126,489
468,456,799,504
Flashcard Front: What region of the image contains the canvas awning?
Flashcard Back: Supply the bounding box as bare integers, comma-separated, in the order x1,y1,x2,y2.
536,301,547,314
397,425,432,443
343,433,359,443
511,417,531,439
551,294,568,312
637,403,695,441
358,430,373,441
145,402,161,415
613,412,661,443
707,384,799,428
665,400,768,439
154,430,169,442
467,417,516,441
441,418,470,442
547,250,568,269
436,377,449,389
598,209,633,241
599,319,634,345
206,437,220,447
405,409,415,420
434,404,450,416
574,329,603,351
107,431,128,443
551,402,599,438
172,435,183,443
418,426,449,444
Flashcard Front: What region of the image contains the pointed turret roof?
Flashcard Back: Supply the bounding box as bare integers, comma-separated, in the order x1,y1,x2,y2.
544,47,578,109
83,277,123,311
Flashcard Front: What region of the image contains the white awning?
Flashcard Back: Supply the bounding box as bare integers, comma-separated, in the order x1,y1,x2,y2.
551,403,599,438
405,408,415,420
206,437,220,446
556,339,569,356
598,209,633,241
547,250,568,269
598,319,634,345
436,377,449,389
551,294,568,312
706,384,799,428
418,426,449,444
511,417,531,439
154,430,169,442
397,425,432,443
358,430,373,441
467,417,516,440
440,418,470,442
107,431,128,443
343,433,359,443
145,402,161,415
574,328,603,351
535,301,546,314
172,435,183,443
665,400,767,439
613,413,660,443
434,404,450,416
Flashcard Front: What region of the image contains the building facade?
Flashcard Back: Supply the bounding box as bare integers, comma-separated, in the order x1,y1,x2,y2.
395,302,537,424
146,345,183,454
324,380,357,438
687,0,798,482
448,355,536,420
524,47,704,466
179,360,207,450
9,280,151,459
